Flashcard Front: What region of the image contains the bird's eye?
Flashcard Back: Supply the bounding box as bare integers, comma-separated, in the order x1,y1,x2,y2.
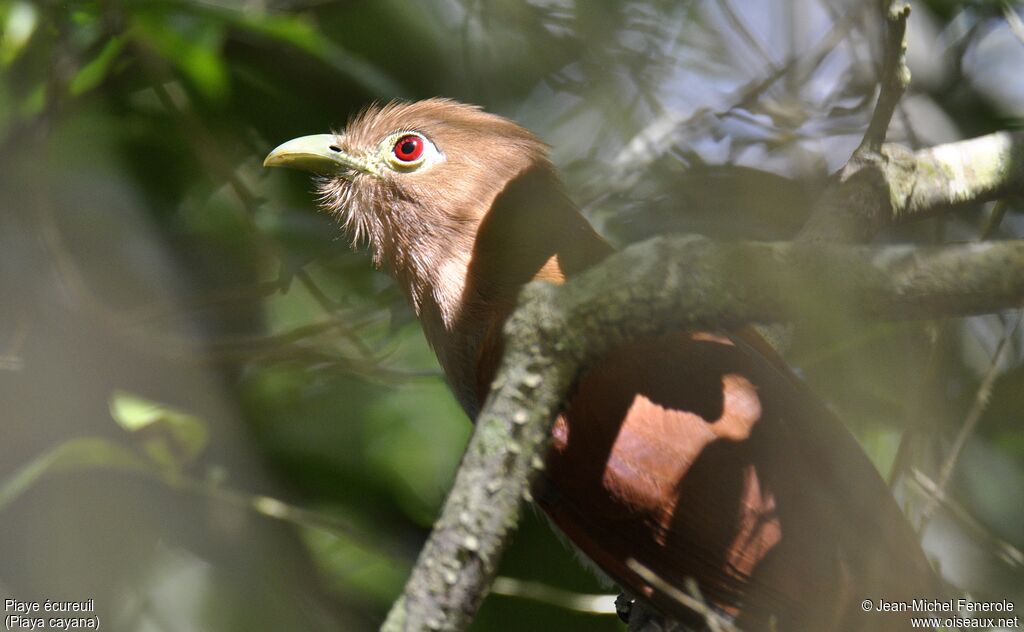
392,135,424,162
381,132,442,173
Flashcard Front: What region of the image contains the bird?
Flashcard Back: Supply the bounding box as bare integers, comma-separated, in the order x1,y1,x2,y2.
265,98,939,631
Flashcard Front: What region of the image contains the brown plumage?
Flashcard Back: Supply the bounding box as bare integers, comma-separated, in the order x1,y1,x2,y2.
265,98,940,631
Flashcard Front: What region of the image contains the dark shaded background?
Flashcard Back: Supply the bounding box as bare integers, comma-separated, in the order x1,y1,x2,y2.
0,1,1022,630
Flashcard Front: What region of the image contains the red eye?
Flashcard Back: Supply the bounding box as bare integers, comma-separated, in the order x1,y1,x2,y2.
393,134,424,162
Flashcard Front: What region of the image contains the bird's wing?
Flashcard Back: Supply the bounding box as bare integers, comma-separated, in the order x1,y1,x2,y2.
534,329,937,631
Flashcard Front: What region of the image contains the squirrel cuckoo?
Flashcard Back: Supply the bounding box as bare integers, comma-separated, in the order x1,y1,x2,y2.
265,99,939,631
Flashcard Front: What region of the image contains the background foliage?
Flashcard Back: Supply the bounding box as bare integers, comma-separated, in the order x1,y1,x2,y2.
1,1,1022,630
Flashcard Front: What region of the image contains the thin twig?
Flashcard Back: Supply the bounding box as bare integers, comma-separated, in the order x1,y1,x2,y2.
717,0,778,72
888,199,1013,489
136,46,376,359
980,199,1011,241
596,3,866,203
919,311,1023,526
489,577,617,615
1003,2,1024,48
909,469,1024,570
857,1,911,155
626,560,741,632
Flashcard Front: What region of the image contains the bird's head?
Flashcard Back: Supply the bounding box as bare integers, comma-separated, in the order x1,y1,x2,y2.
264,99,551,279
266,99,606,411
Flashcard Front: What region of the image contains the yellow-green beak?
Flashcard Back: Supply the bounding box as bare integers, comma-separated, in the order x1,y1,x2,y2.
264,134,377,175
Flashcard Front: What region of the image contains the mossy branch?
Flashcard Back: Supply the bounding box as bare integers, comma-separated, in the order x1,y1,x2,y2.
800,131,1024,243
381,235,1024,632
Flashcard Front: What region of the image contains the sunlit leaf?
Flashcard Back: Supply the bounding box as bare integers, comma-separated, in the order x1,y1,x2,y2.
109,390,210,470
0,1,38,66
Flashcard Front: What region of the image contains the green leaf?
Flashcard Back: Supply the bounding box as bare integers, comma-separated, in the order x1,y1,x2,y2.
167,5,404,97
69,36,126,96
109,390,210,470
0,438,151,512
130,13,229,102
0,1,38,66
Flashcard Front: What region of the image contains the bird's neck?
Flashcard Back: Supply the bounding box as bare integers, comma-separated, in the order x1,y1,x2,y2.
400,165,613,415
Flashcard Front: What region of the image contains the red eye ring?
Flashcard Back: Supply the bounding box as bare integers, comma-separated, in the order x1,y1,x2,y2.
393,134,425,162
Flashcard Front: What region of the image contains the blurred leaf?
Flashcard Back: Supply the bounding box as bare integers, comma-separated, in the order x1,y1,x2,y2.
131,12,228,102
70,7,97,27
302,523,409,605
0,1,38,66
363,372,469,525
229,12,405,96
69,36,125,96
0,438,151,512
109,390,209,470
163,3,406,97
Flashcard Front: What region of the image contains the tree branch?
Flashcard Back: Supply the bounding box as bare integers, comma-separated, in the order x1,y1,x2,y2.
796,0,1021,245
799,131,1024,242
381,236,1024,631
857,1,911,156
379,0,1024,626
